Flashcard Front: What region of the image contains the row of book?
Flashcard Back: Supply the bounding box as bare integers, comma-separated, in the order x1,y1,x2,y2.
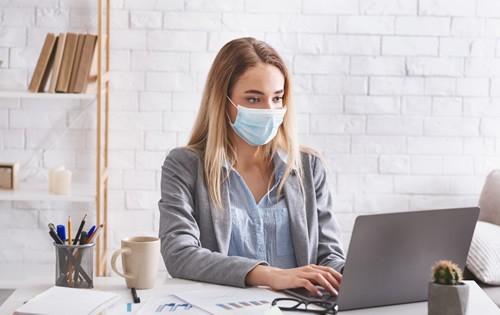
28,32,98,94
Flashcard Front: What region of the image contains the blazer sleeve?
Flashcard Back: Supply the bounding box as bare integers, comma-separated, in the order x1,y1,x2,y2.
158,148,268,288
312,154,346,272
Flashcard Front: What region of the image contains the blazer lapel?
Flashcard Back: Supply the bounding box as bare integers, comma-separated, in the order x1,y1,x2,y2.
284,172,310,267
210,175,232,254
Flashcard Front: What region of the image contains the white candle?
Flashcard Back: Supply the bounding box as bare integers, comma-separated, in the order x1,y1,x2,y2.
49,166,72,195
48,166,64,193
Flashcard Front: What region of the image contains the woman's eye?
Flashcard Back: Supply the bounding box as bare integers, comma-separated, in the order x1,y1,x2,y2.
247,97,259,104
273,96,283,103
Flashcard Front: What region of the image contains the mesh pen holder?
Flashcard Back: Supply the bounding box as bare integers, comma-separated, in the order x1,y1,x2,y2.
54,242,95,288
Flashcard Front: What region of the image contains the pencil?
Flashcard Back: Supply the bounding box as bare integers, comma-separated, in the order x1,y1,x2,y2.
67,216,72,245
66,216,73,285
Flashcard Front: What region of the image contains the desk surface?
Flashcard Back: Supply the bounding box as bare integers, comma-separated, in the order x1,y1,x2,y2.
0,264,499,315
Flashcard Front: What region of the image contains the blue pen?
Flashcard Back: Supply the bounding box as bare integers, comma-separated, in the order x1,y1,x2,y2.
56,225,66,243
87,225,96,239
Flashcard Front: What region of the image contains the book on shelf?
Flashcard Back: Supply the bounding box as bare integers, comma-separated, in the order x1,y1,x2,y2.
73,34,98,94
48,32,66,93
56,32,78,93
27,33,57,93
68,33,85,93
29,32,98,95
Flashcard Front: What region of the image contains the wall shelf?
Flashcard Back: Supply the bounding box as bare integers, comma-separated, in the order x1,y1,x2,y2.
0,183,95,203
0,91,96,100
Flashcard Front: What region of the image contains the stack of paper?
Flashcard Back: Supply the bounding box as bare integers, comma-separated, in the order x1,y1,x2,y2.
14,286,120,315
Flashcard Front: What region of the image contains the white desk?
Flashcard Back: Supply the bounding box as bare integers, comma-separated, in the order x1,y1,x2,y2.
0,264,499,315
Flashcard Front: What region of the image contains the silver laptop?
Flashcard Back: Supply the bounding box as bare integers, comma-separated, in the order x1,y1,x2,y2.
285,207,479,311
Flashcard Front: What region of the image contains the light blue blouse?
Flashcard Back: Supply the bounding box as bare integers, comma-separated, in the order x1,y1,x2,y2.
225,152,297,269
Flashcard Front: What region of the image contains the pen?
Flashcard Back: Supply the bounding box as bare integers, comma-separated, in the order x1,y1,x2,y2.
131,288,140,303
73,214,87,245
67,216,72,245
87,225,96,239
48,228,63,245
85,224,104,244
56,225,66,243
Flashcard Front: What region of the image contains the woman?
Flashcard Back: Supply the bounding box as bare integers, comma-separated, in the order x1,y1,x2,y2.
158,37,345,297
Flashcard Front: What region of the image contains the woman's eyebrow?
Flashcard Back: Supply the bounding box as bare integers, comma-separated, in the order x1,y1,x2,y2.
244,89,264,95
244,89,284,94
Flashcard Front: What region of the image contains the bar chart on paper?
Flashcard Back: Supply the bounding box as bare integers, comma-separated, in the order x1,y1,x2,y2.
175,287,286,314
135,295,209,314
215,299,270,310
155,302,191,312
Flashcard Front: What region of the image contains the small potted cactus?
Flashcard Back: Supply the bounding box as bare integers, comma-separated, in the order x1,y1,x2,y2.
428,260,469,315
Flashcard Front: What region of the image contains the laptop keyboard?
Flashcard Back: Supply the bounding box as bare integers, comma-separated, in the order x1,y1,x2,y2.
285,286,338,303
317,287,338,302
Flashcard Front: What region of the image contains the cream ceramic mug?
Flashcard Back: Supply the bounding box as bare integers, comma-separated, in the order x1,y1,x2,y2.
111,236,160,289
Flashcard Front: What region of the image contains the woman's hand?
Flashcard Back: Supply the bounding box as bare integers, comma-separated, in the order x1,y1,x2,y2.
245,264,342,297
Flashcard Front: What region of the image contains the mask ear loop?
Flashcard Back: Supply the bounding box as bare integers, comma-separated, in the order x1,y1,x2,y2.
226,96,238,124
226,95,238,109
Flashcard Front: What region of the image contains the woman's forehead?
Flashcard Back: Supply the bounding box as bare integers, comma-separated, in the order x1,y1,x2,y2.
234,63,285,93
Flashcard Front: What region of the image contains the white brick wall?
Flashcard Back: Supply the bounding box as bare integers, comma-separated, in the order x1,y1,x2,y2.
0,0,499,265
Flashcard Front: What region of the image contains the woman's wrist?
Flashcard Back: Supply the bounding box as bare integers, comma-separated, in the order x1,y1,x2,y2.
245,264,276,287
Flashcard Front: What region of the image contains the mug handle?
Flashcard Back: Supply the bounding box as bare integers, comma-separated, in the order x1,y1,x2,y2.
111,248,133,279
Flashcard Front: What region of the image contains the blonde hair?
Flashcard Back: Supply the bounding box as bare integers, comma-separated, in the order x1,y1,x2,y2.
187,37,303,209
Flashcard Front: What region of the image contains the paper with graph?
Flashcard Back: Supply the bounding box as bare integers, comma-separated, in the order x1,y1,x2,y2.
135,294,208,314
174,286,286,314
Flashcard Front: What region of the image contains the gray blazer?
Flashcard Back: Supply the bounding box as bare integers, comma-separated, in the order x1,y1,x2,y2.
158,147,345,288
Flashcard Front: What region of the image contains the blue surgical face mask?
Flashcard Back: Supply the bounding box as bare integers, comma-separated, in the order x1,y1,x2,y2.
226,96,287,146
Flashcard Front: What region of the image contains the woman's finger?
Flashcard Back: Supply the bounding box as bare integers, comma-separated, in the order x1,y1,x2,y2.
318,269,341,291
310,264,343,282
301,271,337,296
296,278,321,297
303,265,340,291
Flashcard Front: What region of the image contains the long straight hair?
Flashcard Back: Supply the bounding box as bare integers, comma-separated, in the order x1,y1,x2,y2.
187,37,303,209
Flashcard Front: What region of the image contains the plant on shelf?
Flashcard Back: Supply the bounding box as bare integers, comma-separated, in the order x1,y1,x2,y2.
428,260,469,315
